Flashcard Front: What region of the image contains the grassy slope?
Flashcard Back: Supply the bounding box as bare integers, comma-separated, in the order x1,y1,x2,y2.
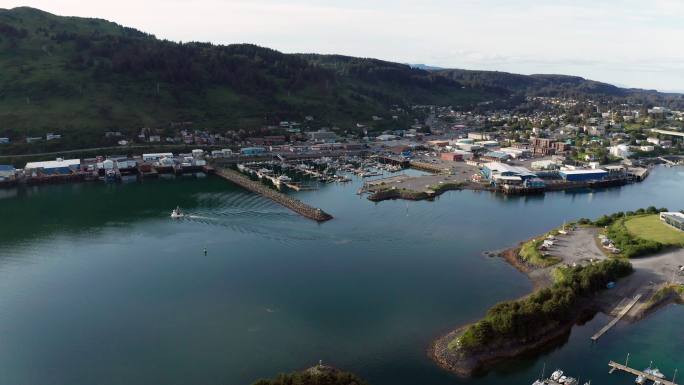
0,7,491,153
624,214,684,247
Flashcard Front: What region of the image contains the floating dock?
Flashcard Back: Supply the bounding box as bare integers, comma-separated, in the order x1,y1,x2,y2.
591,294,642,341
215,168,333,222
608,361,678,385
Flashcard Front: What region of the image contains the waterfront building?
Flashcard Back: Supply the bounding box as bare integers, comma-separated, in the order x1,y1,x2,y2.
142,153,174,162
25,158,81,175
558,169,608,181
660,212,684,231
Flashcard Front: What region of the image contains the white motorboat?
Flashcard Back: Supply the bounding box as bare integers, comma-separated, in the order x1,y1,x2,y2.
170,206,184,219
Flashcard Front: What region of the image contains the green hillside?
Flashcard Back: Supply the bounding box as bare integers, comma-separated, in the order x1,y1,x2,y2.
2,7,684,154
0,7,490,152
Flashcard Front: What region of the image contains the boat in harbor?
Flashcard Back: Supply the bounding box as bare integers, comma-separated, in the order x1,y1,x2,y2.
532,368,590,385
638,362,665,384
170,206,184,219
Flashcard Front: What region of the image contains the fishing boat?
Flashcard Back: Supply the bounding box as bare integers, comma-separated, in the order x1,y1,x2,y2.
170,206,184,219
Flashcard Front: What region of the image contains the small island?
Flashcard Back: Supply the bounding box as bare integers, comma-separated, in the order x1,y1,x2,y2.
251,363,368,385
430,207,684,377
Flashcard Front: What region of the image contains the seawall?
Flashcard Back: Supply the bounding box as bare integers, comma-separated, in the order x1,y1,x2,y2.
214,168,333,222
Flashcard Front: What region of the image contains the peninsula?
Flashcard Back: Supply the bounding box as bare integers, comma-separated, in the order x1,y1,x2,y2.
430,207,684,377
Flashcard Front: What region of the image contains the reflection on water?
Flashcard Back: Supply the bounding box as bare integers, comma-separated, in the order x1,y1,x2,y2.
0,166,682,385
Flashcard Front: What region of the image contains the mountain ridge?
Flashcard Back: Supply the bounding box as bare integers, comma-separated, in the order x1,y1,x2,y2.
1,6,683,153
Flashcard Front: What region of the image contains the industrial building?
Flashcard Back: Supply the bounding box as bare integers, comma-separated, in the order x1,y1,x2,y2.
240,147,266,156
531,159,560,170
480,151,511,162
482,162,544,189
440,150,473,161
142,153,174,162
24,158,81,175
499,147,531,159
660,212,684,231
558,169,608,181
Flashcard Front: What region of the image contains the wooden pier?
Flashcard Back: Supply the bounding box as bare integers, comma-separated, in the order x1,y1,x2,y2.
591,294,642,341
215,168,333,222
608,361,678,385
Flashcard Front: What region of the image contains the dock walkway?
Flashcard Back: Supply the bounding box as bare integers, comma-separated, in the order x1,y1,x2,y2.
215,168,333,222
608,361,678,385
591,294,642,341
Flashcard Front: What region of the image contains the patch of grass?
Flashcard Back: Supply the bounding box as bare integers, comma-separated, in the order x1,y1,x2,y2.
624,214,684,247
428,181,463,193
519,238,562,267
646,284,684,307
607,217,665,258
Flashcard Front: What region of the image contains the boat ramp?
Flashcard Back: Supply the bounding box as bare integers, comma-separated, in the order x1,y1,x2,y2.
590,294,642,341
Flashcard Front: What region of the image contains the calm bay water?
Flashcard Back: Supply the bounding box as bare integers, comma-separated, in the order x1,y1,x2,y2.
0,167,683,385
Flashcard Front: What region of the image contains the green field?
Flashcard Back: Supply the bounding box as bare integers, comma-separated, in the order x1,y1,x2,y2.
624,214,684,247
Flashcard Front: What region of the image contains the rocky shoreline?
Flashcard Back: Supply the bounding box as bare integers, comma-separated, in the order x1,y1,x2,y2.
429,234,626,377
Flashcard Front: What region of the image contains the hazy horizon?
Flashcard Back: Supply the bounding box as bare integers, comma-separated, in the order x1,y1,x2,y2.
5,0,684,93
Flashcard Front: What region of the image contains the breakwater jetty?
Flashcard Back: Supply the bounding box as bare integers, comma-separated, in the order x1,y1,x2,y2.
215,168,333,222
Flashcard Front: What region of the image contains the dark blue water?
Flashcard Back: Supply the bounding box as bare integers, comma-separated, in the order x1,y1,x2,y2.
0,166,682,385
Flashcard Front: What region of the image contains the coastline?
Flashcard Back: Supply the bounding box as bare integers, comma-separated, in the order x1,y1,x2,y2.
429,219,684,378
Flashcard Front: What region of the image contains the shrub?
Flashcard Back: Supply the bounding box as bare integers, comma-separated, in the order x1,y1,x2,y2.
457,259,632,351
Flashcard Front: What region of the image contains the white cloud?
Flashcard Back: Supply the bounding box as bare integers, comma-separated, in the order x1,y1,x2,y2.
3,0,684,90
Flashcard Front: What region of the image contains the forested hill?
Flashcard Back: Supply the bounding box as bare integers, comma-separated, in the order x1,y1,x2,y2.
1,6,684,151
437,68,684,107
0,6,488,147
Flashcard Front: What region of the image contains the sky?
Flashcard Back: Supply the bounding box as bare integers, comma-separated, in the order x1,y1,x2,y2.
4,0,684,92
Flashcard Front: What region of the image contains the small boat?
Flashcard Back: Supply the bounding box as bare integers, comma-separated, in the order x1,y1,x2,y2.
645,367,665,379
635,374,646,384
170,206,184,219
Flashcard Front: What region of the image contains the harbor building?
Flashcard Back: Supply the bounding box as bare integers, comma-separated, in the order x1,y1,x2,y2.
558,169,608,181
142,153,174,162
660,212,684,231
482,162,545,190
25,158,81,176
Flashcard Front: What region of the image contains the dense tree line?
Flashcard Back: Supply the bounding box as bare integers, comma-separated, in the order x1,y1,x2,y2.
458,259,633,351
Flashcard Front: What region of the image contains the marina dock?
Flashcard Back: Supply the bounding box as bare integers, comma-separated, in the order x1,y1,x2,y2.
591,294,642,341
215,167,333,222
608,361,678,385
